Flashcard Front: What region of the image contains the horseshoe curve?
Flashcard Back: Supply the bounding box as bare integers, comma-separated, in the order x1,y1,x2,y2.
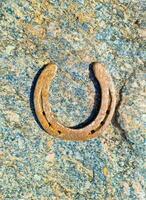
34,62,116,141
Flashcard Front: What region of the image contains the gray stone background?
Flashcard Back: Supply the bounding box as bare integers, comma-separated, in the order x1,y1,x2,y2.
0,0,146,199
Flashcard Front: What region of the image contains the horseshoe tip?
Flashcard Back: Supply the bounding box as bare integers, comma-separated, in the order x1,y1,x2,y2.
93,62,106,75
46,63,58,73
93,62,105,69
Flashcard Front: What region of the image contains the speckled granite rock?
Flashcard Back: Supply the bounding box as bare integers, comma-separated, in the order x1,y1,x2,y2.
0,0,146,199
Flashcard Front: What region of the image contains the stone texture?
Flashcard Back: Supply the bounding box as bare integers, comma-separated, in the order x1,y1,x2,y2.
0,0,146,199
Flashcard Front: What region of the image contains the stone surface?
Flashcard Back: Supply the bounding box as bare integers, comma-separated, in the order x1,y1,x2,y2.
0,0,146,199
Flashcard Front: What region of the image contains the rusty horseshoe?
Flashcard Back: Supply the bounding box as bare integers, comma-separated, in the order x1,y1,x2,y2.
34,62,116,141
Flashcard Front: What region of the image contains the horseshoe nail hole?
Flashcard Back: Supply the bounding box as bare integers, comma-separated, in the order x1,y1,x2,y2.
58,130,61,134
48,122,51,126
90,130,96,134
106,110,110,114
100,121,104,125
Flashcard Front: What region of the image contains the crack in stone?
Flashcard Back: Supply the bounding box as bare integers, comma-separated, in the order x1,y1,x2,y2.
112,72,136,146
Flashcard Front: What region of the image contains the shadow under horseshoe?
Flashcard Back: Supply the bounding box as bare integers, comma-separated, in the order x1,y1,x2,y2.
29,64,47,131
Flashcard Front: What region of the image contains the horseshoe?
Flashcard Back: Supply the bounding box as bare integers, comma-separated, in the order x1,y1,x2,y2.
34,62,116,141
